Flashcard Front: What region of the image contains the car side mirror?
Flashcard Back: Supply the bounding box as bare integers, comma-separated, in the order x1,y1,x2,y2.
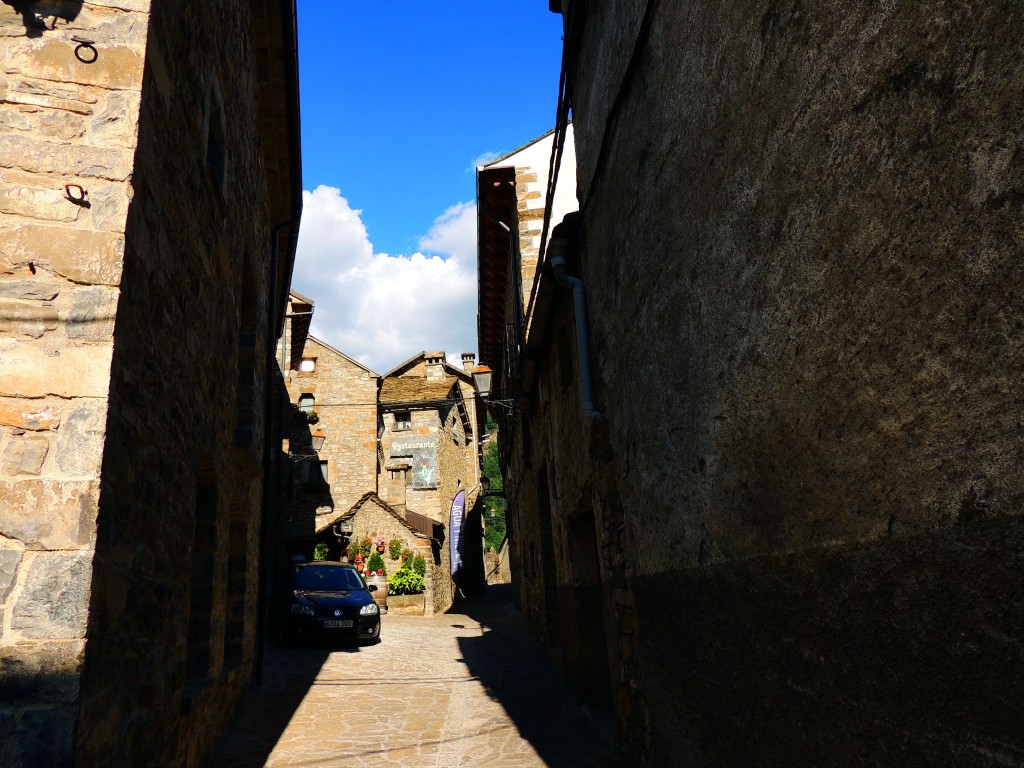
367,584,378,592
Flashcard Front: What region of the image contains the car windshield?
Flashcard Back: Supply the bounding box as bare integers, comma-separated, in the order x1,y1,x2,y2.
294,565,365,592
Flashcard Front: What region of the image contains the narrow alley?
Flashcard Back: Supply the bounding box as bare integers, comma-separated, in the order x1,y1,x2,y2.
210,586,626,767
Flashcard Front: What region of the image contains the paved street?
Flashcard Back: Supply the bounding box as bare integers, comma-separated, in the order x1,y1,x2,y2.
210,585,626,767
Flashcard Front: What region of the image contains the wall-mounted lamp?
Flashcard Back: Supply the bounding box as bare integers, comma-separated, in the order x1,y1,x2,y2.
472,363,518,413
471,364,493,398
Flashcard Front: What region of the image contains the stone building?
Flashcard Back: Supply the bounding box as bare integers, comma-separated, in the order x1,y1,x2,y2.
278,292,381,559
325,492,441,616
0,2,300,766
378,352,486,610
481,3,1024,765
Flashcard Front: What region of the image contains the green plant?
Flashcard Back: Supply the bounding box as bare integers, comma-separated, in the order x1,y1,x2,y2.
388,538,402,560
482,439,506,551
387,568,424,595
412,554,426,576
367,551,386,576
400,548,413,566
312,542,328,561
305,410,319,424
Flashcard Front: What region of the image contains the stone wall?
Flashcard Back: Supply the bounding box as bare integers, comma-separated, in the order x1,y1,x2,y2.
0,2,147,765
506,2,1024,764
73,0,290,764
333,496,440,613
282,336,379,549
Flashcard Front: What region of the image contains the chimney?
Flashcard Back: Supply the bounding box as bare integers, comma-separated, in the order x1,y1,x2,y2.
461,353,475,374
425,352,445,381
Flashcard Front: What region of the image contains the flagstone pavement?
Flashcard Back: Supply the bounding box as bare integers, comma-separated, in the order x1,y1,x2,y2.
210,585,627,767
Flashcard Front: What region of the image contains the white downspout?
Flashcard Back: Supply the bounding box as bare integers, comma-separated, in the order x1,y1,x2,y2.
548,237,601,420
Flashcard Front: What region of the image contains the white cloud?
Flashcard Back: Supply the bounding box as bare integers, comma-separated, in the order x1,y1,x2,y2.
471,151,501,170
291,185,478,374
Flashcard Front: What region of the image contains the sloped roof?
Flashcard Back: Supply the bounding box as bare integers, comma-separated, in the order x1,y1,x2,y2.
315,491,431,539
480,126,558,169
379,376,458,406
383,351,473,383
307,335,380,377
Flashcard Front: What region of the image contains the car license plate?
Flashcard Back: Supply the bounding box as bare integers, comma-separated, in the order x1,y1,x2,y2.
323,619,352,628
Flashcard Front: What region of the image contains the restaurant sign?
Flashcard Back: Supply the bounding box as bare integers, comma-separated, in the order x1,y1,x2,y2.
389,435,438,489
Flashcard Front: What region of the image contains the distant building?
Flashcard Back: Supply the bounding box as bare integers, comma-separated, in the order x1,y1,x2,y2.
278,293,380,559
377,352,486,610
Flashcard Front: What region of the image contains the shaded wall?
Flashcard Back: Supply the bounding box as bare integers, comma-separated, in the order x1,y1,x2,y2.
75,1,283,764
512,1,1024,763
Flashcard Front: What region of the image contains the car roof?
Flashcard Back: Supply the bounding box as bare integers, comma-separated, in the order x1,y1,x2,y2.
294,560,355,569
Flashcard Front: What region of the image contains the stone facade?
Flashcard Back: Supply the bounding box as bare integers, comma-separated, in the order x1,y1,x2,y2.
0,2,300,766
323,493,440,615
482,3,1024,765
280,324,380,557
378,352,487,611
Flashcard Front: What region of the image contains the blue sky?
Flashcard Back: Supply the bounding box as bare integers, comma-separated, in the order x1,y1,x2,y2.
291,3,565,372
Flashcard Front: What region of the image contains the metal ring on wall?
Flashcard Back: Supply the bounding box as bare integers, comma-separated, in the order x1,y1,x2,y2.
72,37,98,64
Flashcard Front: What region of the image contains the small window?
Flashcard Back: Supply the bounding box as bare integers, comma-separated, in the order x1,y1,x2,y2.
298,394,315,412
299,358,316,373
298,459,329,485
203,80,228,196
394,411,411,431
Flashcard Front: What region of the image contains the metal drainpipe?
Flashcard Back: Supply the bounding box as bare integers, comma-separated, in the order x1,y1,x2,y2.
548,237,601,420
256,219,293,685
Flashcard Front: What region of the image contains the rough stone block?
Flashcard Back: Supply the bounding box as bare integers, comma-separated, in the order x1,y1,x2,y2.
0,134,133,180
0,184,80,222
66,286,118,341
1,433,49,475
0,547,21,602
10,550,92,639
0,299,58,338
53,401,106,474
5,39,145,91
1,224,124,285
0,75,97,115
7,704,77,768
0,640,84,704
0,340,113,398
0,479,98,549
0,278,61,301
0,399,60,431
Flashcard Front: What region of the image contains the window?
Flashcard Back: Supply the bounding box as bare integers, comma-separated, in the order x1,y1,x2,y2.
299,358,316,373
203,80,228,196
298,393,315,412
394,411,411,431
299,459,329,485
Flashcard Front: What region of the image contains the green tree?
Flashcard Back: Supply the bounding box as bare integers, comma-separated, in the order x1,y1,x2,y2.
481,428,506,552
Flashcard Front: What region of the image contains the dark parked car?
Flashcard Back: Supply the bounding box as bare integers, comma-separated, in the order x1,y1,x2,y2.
282,561,381,644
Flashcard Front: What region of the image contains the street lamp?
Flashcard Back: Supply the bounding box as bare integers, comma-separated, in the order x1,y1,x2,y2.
471,364,493,399
481,474,490,494
471,363,518,413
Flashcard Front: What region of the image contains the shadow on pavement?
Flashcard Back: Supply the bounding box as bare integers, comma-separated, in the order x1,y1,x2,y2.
455,584,628,767
208,639,360,767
